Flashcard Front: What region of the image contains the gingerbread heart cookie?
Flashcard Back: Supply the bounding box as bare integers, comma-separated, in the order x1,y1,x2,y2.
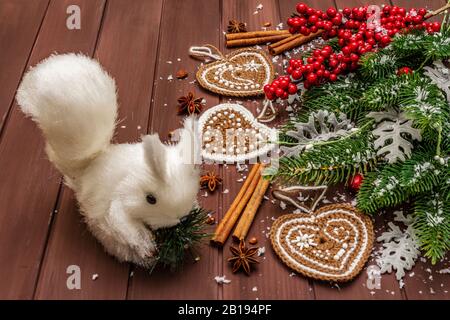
190,45,274,97
270,204,374,282
199,103,276,162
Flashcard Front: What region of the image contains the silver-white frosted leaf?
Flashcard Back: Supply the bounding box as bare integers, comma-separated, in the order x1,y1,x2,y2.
424,60,450,103
367,109,422,164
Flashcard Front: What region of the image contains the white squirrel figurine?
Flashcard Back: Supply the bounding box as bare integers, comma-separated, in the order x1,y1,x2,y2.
16,53,201,267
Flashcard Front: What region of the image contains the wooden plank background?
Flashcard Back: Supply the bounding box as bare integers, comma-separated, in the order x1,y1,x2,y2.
0,0,448,299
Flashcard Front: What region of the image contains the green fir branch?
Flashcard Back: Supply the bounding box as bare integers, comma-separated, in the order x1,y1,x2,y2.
154,207,211,272
413,191,450,264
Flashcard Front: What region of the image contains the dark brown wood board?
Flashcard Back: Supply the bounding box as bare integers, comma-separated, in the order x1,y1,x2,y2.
34,0,164,299
0,0,49,132
127,0,222,300
0,0,105,299
0,0,448,300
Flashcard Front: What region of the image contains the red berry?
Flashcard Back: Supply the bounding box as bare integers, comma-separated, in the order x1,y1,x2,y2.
328,29,337,37
380,35,391,45
349,174,363,191
266,92,274,100
418,8,427,16
307,73,318,83
308,15,319,24
306,7,316,16
279,80,289,89
432,22,441,32
342,46,351,55
292,69,302,80
316,69,324,78
296,3,308,14
263,84,271,93
332,16,342,25
275,88,284,98
343,8,351,16
326,7,337,18
413,15,423,24
350,53,359,62
329,74,338,81
321,49,331,57
288,83,297,94
397,67,413,75
303,64,313,73
310,25,318,33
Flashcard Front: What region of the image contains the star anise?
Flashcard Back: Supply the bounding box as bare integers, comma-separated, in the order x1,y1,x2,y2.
200,171,222,192
228,240,259,275
227,20,247,33
177,92,203,115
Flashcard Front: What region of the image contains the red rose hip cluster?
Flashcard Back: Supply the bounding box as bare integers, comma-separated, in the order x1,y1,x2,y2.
266,3,440,100
264,76,297,100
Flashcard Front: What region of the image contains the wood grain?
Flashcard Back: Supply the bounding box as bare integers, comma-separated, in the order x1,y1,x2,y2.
34,0,164,299
0,0,448,300
0,0,105,299
0,0,49,132
126,0,222,300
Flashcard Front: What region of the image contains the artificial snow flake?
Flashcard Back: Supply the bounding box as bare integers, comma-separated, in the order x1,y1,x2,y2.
281,110,354,157
367,109,422,164
376,211,420,281
214,275,231,284
243,60,262,72
291,231,316,250
424,60,450,103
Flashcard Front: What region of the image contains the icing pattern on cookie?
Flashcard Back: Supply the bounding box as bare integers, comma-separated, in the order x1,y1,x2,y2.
196,49,274,97
270,204,374,282
198,103,277,162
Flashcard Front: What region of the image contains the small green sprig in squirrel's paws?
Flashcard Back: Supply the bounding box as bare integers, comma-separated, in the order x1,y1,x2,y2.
154,207,211,271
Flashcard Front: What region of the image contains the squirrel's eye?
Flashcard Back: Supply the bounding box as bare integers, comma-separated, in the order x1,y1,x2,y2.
146,194,157,205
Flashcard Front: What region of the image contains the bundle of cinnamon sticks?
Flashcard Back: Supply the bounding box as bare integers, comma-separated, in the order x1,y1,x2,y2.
225,30,290,48
211,163,270,245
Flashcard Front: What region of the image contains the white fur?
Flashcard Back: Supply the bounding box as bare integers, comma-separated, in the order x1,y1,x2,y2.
16,54,200,267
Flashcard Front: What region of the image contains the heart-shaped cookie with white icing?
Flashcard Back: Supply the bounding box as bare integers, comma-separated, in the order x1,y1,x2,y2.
196,48,274,97
199,103,276,162
270,204,374,282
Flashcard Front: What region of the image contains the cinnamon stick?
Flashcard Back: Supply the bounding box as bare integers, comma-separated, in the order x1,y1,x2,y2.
232,176,270,241
226,34,290,48
211,164,262,246
225,29,290,41
268,29,323,55
268,33,302,49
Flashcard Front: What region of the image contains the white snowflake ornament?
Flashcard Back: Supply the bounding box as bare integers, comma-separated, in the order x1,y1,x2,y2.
376,211,420,281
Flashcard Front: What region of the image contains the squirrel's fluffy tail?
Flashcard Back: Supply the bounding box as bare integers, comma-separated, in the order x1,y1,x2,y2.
16,53,117,178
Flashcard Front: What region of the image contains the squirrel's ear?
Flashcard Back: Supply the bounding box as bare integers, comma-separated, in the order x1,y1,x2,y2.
176,116,201,167
142,134,168,182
